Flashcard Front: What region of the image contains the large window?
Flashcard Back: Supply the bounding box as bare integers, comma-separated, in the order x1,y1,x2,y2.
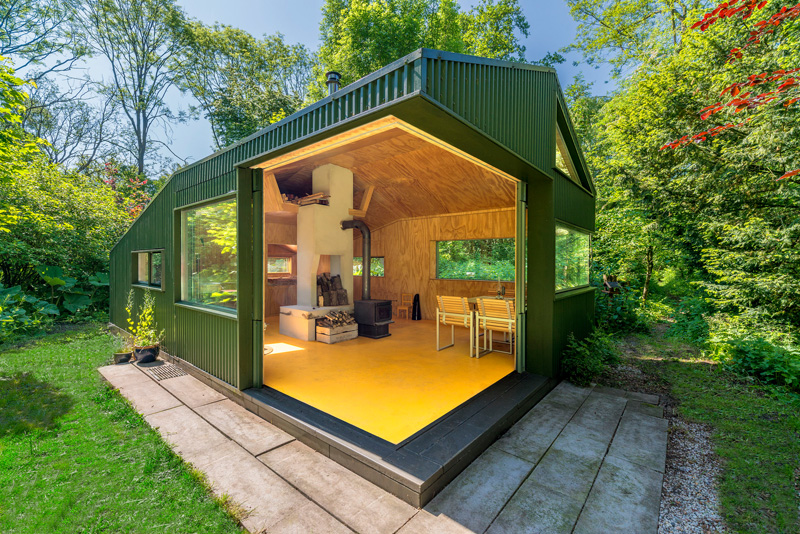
555,224,590,291
353,257,384,277
436,238,515,281
133,250,162,288
182,197,237,310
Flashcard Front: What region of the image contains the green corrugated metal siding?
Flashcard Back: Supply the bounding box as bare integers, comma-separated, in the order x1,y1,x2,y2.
553,289,596,376
423,53,557,174
554,175,595,232
175,306,239,385
110,180,177,353
110,47,596,386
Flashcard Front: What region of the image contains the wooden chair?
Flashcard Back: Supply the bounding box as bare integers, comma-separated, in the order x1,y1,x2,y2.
475,298,516,358
397,293,413,319
436,296,474,356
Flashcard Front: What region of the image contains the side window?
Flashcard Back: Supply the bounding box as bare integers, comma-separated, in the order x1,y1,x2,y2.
133,250,163,289
555,224,591,291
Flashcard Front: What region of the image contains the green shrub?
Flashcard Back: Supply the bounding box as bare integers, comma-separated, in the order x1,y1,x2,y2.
594,284,649,334
562,330,619,387
0,284,59,343
667,295,710,344
708,336,800,392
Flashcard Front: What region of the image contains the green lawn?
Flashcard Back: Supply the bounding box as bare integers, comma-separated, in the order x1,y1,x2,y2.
0,326,242,533
605,332,800,534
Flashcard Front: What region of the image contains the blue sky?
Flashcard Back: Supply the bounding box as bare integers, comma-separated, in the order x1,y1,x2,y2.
164,0,613,164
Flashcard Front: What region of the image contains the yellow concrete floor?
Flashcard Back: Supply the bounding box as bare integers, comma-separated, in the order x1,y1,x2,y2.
262,317,515,444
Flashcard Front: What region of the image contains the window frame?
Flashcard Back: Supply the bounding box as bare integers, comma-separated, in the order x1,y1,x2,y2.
434,237,516,282
353,256,385,277
131,249,165,291
267,256,292,275
177,193,238,315
554,220,592,294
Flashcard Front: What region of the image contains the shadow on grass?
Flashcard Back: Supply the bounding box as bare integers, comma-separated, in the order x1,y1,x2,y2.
0,372,74,438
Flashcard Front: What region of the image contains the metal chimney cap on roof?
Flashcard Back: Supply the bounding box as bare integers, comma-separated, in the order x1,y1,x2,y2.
325,71,342,94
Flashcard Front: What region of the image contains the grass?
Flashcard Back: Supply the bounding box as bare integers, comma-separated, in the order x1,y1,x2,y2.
604,330,800,534
0,325,242,534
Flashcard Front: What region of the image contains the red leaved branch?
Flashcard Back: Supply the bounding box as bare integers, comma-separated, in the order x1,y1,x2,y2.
778,169,800,180
692,0,770,31
660,120,749,150
728,2,800,60
748,2,800,43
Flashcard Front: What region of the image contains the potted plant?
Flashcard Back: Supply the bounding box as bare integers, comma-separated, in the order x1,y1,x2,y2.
113,335,134,364
126,289,163,364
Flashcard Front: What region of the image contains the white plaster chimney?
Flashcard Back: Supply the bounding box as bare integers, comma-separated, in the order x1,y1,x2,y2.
296,163,354,307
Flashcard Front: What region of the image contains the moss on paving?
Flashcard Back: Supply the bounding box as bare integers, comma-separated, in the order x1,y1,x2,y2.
606,332,800,534
0,326,242,533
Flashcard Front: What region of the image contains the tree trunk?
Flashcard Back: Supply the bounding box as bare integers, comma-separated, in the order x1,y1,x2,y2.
642,244,654,301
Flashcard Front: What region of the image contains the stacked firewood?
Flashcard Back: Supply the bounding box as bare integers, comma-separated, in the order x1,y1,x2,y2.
316,311,356,328
282,192,330,206
317,272,348,306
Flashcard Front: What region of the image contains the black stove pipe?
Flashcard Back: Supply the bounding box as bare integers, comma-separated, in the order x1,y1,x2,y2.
341,219,370,300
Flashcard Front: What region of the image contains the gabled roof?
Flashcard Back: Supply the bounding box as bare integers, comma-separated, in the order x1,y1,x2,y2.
116,48,595,250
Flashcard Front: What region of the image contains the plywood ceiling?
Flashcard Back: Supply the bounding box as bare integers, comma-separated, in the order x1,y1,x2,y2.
264,124,517,230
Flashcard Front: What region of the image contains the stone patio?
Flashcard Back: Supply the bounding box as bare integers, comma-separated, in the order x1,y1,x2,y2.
99,363,666,534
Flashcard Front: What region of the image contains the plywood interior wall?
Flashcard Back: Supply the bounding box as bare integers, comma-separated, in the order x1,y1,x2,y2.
265,213,298,317
353,208,516,320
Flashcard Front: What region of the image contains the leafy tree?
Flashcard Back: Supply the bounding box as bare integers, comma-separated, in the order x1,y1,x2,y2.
0,57,42,188
80,0,187,176
172,22,312,149
461,0,530,61
312,0,530,98
0,158,129,289
564,0,707,76
0,0,85,79
573,0,800,339
21,77,119,172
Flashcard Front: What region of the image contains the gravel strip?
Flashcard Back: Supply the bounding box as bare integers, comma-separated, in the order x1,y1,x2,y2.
659,418,726,534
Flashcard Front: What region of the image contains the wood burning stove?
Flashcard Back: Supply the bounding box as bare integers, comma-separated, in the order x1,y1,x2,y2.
354,299,393,339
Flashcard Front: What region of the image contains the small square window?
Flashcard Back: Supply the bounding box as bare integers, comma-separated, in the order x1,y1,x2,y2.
133,250,163,289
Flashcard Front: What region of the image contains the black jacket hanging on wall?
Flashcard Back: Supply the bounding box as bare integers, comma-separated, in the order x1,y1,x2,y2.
412,294,421,320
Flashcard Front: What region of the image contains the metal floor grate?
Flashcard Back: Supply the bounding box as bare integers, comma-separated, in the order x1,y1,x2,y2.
146,364,187,381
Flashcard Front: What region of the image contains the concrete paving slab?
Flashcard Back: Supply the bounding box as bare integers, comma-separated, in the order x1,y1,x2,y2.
542,381,593,410
569,392,627,444
607,411,668,473
573,454,663,534
145,405,234,470
259,440,416,534
486,478,585,534
592,385,627,399
493,401,577,462
117,379,182,416
98,363,152,389
526,447,601,503
265,501,353,534
550,422,610,461
626,390,660,404
396,511,475,534
625,400,663,418
158,374,227,408
203,444,315,534
196,399,294,456
424,445,534,533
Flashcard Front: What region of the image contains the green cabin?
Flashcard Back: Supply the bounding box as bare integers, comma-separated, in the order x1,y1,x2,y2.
109,48,595,506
